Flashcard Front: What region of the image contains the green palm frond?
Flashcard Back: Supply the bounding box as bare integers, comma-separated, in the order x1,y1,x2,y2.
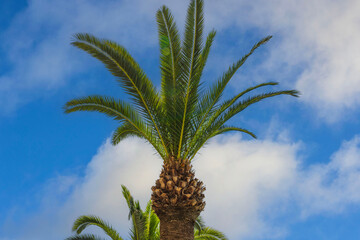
64,95,165,158
198,30,216,78
66,234,105,240
184,37,273,158
71,215,123,240
218,90,299,125
111,123,144,145
71,33,169,157
211,126,257,139
121,185,146,240
144,201,160,240
121,185,135,220
188,90,299,159
194,227,228,240
157,5,182,156
194,216,228,240
65,95,142,125
185,81,278,158
194,216,206,232
196,35,272,123
177,0,205,158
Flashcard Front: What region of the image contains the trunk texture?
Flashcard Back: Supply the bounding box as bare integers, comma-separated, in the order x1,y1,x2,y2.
158,207,197,240
151,157,206,240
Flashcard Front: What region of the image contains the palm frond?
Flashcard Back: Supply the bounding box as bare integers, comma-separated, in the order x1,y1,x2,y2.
194,216,206,232
184,36,272,159
198,30,216,78
111,123,144,145
121,185,135,220
157,5,183,156
188,90,299,159
177,0,204,158
71,33,169,158
71,215,123,240
218,90,300,125
211,126,257,139
121,185,146,240
144,201,160,240
65,234,105,240
185,81,278,158
194,227,228,240
64,95,166,158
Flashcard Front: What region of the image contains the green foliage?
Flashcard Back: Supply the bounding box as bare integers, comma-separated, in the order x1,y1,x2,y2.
70,215,123,240
65,0,299,162
66,185,227,240
66,234,105,240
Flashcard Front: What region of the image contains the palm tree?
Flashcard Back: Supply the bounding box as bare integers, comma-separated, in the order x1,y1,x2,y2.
64,0,299,238
66,185,227,240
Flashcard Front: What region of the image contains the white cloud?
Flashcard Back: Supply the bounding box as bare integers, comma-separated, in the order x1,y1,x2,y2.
297,135,360,217
4,133,360,239
193,135,299,239
204,0,360,122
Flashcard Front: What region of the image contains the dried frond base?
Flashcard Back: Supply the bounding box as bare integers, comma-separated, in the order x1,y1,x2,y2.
151,157,206,219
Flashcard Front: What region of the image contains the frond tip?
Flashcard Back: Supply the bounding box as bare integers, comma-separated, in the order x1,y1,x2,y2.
71,215,123,240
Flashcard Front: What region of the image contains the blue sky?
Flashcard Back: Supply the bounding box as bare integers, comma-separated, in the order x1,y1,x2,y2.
1,0,360,239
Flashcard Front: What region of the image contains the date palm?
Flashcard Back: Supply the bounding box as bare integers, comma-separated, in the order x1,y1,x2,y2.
64,0,299,239
66,185,227,240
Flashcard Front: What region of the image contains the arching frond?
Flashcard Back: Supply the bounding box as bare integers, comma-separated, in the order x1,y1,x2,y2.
157,5,182,156
66,234,105,240
65,95,142,124
144,201,160,240
64,95,165,158
210,126,257,139
188,90,299,159
217,90,300,126
111,123,144,145
71,215,123,240
185,81,278,158
184,37,273,159
194,227,228,240
121,185,146,240
177,0,204,158
71,33,169,158
194,216,206,232
121,185,135,220
198,30,216,78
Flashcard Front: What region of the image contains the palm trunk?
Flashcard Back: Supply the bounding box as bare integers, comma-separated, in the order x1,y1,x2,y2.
151,157,206,240
158,207,197,240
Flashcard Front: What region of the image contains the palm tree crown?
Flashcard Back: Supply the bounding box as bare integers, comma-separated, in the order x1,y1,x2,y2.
64,0,299,162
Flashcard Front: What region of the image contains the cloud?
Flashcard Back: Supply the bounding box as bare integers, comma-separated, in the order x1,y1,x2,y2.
297,135,360,217
193,135,300,239
3,133,360,239
205,0,360,122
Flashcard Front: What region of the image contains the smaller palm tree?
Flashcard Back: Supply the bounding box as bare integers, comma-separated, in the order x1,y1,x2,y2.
66,185,227,240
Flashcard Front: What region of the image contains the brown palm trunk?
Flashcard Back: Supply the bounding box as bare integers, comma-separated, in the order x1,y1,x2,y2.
158,207,198,240
151,157,206,240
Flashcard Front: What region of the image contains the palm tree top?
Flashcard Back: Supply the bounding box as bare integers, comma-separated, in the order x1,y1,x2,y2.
64,0,299,162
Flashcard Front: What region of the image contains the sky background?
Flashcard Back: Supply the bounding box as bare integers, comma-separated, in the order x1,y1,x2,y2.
1,0,360,239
